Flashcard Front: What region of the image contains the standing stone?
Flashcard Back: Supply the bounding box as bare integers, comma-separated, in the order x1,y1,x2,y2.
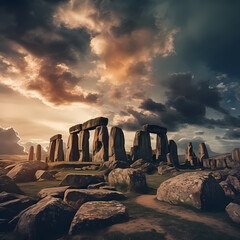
92,126,109,162
198,143,209,164
47,140,56,162
167,140,179,166
27,146,34,161
66,133,79,162
54,139,64,162
185,142,197,167
36,144,41,161
78,130,90,162
232,148,240,162
131,131,152,162
156,133,168,162
109,127,127,162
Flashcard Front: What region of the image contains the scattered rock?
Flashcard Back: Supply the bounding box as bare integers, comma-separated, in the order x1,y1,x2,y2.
88,182,106,189
38,186,70,199
158,165,178,175
14,197,75,240
64,189,126,209
131,159,146,169
226,202,240,224
219,181,236,200
138,163,157,174
60,174,104,188
69,201,128,235
0,191,29,204
7,161,48,182
157,172,226,210
100,186,117,191
0,175,23,194
108,168,147,192
27,146,34,161
35,170,55,181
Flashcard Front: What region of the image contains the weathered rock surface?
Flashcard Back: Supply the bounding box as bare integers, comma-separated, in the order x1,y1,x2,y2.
36,144,41,161
109,127,127,162
60,174,104,188
82,117,108,131
69,201,128,234
87,182,106,189
0,191,29,204
167,140,179,166
78,130,90,162
64,189,126,209
157,172,226,210
14,197,75,240
109,160,130,170
100,186,117,191
232,148,240,162
50,134,62,142
27,146,34,161
46,140,56,162
7,161,48,182
54,138,64,162
185,142,197,167
198,143,209,164
219,181,236,200
38,186,70,199
92,126,109,162
35,170,55,181
225,202,240,224
131,159,157,174
66,133,79,162
130,159,146,169
108,168,147,192
158,165,178,175
0,175,23,194
142,124,167,135
156,133,168,162
69,123,82,134
131,130,152,162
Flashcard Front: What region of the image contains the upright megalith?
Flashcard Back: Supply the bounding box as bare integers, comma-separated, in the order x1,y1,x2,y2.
142,124,168,162
54,138,64,162
109,127,127,162
47,134,64,162
78,130,90,162
93,126,109,162
198,142,209,164
131,130,152,162
36,144,41,161
185,142,197,167
232,148,240,162
167,140,179,166
27,146,34,161
66,133,79,162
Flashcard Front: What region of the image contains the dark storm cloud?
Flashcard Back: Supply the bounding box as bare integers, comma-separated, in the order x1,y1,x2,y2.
139,98,166,113
221,129,240,140
0,127,25,154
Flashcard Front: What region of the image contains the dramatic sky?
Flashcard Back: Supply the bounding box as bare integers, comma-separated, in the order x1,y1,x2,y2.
1,0,240,155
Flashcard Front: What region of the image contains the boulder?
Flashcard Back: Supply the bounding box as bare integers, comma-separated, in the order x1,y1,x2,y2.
198,143,209,164
226,175,240,193
14,197,75,240
50,134,62,142
60,174,104,188
219,181,236,200
69,201,128,234
232,148,240,162
36,144,41,161
64,189,126,209
100,186,117,191
27,146,34,161
108,168,147,192
87,182,106,189
131,131,152,162
139,163,157,174
78,130,90,162
158,165,178,175
0,191,29,204
109,160,130,170
109,127,127,162
35,170,55,181
54,138,64,162
92,126,109,162
82,117,108,131
7,161,48,182
69,124,82,134
157,172,226,210
38,186,70,199
142,124,167,135
225,202,240,224
131,159,146,169
0,175,23,194
66,133,79,162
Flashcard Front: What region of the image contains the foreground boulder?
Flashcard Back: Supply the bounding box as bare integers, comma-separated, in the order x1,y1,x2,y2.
35,170,55,181
7,161,48,182
0,175,23,194
38,186,70,199
131,159,157,174
14,197,75,240
69,201,128,235
108,168,147,192
157,172,226,210
225,202,240,224
108,160,130,170
60,174,104,188
64,189,126,208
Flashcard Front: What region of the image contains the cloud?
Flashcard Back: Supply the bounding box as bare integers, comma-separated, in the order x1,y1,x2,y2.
0,127,25,154
221,129,240,140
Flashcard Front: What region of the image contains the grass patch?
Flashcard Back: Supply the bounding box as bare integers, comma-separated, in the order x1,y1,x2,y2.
48,162,101,169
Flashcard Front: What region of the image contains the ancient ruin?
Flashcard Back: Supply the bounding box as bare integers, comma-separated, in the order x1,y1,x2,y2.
185,142,197,167
78,130,90,162
27,146,34,161
167,140,179,166
36,144,41,161
198,142,209,164
47,134,64,162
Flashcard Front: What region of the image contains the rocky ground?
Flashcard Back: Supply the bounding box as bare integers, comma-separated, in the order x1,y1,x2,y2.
0,155,240,240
